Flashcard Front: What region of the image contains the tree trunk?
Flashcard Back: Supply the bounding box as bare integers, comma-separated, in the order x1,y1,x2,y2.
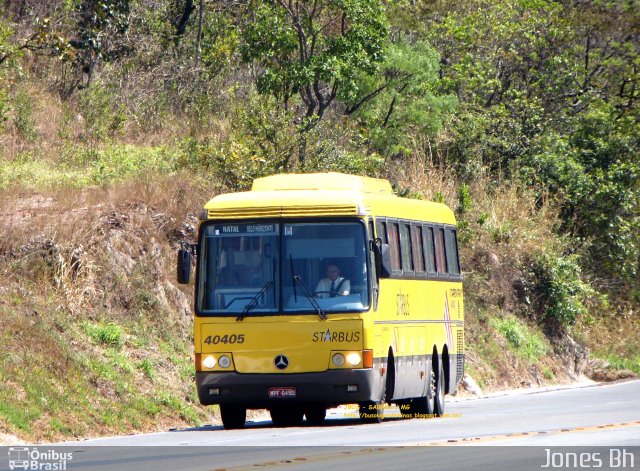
298,132,307,169
195,0,204,66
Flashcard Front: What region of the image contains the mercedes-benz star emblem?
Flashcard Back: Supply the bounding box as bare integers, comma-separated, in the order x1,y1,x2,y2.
274,354,289,370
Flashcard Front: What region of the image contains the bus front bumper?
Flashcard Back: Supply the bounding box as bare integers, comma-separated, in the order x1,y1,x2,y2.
196,369,381,408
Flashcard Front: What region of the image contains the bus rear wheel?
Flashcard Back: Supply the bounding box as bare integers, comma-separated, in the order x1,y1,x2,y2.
434,356,445,416
270,406,304,426
220,405,246,429
405,365,436,418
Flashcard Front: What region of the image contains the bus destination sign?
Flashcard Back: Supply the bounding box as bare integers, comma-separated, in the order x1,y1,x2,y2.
215,224,278,235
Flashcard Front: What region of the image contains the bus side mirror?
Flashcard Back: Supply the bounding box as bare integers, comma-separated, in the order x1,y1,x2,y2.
372,240,392,279
177,249,192,284
379,244,392,278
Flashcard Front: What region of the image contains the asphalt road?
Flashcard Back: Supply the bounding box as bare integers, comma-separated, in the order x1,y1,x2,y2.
62,379,640,446
13,379,638,471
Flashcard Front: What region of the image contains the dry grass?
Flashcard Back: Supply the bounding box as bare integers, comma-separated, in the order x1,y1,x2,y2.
0,173,222,442
388,155,560,310
0,69,624,436
386,153,459,203
0,173,207,322
386,154,578,391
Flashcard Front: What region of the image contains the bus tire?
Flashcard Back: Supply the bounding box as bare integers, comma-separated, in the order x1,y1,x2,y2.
270,406,304,426
404,365,436,418
358,400,384,423
385,348,395,404
305,406,327,425
220,404,246,429
434,356,445,416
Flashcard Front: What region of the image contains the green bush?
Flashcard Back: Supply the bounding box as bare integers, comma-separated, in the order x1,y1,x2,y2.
457,183,472,214
82,321,124,347
490,316,548,362
0,152,90,189
432,191,445,203
178,92,297,190
13,91,37,142
78,82,127,141
137,358,155,380
606,354,640,375
307,149,385,177
528,253,593,326
0,89,9,132
520,106,640,288
74,144,179,184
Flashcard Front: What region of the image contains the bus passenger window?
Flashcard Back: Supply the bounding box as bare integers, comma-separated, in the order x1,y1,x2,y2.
445,228,461,275
411,225,425,273
377,220,388,244
388,223,401,272
423,226,436,274
435,228,446,274
400,223,413,273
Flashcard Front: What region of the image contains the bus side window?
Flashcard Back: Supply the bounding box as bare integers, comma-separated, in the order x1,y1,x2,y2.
435,227,446,274
411,225,425,274
387,222,401,272
400,222,413,274
445,228,461,275
377,220,388,244
423,225,436,274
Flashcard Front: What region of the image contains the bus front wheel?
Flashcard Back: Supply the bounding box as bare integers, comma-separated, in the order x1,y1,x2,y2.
358,400,384,423
270,406,304,426
305,406,327,425
220,405,246,429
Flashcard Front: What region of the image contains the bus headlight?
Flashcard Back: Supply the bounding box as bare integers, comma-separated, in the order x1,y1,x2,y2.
218,355,231,369
332,353,345,367
202,355,216,369
347,352,362,366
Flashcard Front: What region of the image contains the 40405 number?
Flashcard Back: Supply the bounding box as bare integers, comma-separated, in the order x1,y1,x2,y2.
203,334,245,345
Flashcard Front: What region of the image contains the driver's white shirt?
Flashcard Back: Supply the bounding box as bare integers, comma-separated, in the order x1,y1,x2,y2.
315,276,350,298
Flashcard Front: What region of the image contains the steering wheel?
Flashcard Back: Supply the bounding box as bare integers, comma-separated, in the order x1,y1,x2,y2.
313,290,348,297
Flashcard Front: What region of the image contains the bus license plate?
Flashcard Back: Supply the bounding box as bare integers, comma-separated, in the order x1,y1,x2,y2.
268,387,297,398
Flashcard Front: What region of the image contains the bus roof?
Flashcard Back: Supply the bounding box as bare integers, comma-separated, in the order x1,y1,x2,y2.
252,172,393,194
204,173,456,225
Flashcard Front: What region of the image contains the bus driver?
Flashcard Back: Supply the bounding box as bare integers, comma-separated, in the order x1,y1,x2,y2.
315,263,350,298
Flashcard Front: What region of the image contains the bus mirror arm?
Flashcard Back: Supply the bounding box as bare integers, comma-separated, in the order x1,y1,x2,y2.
177,241,196,284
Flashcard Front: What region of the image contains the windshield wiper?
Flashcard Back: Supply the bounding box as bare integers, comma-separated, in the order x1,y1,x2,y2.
237,280,274,321
289,254,297,302
292,275,326,320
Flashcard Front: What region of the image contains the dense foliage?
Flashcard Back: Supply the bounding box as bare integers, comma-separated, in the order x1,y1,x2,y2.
1,0,639,317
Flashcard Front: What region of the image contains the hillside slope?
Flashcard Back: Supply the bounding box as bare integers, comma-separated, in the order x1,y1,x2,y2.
0,166,635,443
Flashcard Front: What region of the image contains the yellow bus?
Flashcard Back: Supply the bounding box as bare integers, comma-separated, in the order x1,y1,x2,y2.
177,173,464,429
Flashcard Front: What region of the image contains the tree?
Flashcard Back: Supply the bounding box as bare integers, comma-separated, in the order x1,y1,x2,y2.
66,0,132,92
0,17,67,67
240,0,388,165
406,0,640,294
521,104,640,287
343,39,456,158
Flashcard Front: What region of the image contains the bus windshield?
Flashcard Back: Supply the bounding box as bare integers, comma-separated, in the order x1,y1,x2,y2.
196,221,369,315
